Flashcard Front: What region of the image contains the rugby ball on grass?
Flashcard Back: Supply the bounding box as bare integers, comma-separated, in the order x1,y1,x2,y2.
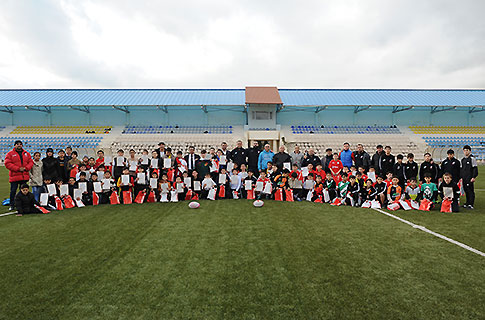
253,200,264,207
188,201,200,209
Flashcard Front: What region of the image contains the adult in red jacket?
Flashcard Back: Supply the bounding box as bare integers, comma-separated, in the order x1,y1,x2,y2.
5,140,33,210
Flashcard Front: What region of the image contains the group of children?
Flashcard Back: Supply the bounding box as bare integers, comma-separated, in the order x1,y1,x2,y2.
16,146,468,216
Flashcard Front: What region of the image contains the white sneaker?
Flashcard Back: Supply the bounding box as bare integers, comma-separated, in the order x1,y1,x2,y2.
468,206,474,210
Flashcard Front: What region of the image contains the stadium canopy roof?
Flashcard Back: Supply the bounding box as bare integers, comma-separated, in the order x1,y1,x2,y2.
0,88,484,113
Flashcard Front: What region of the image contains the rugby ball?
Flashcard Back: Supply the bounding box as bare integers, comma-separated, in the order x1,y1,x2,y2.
188,201,200,209
253,200,264,207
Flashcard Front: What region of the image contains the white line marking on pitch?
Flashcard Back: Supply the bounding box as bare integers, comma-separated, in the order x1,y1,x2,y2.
0,211,16,217
372,208,485,258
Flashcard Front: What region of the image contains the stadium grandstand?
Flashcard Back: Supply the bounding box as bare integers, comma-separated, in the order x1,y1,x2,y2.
0,87,484,162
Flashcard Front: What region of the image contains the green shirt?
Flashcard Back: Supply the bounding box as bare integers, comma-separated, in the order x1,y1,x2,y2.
421,183,438,201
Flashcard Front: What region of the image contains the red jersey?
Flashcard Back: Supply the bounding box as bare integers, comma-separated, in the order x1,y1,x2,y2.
290,170,303,181
329,160,343,175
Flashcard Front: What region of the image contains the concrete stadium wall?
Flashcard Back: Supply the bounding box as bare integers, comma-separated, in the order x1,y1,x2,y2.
1,106,483,127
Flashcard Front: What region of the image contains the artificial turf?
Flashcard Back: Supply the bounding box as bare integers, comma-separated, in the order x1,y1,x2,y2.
1,167,484,319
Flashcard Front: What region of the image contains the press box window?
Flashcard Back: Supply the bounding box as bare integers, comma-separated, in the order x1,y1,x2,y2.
252,111,272,120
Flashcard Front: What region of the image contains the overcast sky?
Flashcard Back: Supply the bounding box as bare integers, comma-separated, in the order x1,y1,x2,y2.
0,0,484,89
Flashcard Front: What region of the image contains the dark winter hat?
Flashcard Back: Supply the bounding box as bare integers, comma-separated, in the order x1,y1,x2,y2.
46,148,54,154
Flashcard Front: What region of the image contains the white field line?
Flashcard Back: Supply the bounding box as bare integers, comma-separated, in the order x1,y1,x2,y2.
0,211,16,217
372,208,485,258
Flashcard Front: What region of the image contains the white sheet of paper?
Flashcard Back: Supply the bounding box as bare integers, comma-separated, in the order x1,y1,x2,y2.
160,193,169,202
74,189,82,200
193,181,201,191
93,182,102,193
78,182,87,193
219,174,226,184
104,156,112,166
121,175,130,186
97,171,105,179
151,158,159,168
227,162,234,172
46,183,56,196
163,158,172,169
137,172,146,184
116,156,125,167
210,165,218,172
178,166,186,173
283,162,291,170
219,155,226,165
208,188,216,200
176,183,184,193
230,175,239,185
263,182,272,194
129,161,137,171
60,184,69,196
102,179,111,190
245,180,252,190
75,199,85,207
161,182,169,193
141,155,149,165
367,171,376,183
150,178,158,189
184,177,192,186
40,193,49,206
170,190,178,202
304,180,314,190
302,167,309,177
444,187,454,199
255,181,264,192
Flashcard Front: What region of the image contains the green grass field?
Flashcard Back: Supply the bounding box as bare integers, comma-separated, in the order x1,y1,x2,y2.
1,167,484,319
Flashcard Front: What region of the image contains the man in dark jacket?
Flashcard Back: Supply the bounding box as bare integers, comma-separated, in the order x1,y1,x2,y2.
461,145,478,209
195,150,211,178
301,148,321,168
57,149,69,183
322,148,333,172
272,146,292,171
440,149,461,183
247,141,261,175
419,152,439,184
15,184,40,216
352,144,371,172
42,148,59,181
231,140,248,166
379,146,395,177
403,153,419,182
184,146,200,175
371,145,384,176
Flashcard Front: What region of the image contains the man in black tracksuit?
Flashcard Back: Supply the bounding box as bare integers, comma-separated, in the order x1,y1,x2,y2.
403,153,419,182
440,149,461,183
379,146,395,178
371,145,384,176
352,144,371,172
247,141,261,176
230,140,248,167
419,152,439,184
461,145,478,209
15,184,40,216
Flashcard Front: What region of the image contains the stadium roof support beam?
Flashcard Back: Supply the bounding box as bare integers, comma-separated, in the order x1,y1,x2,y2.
431,106,456,114
354,106,371,113
26,106,51,113
112,105,130,113
201,105,208,113
392,106,413,113
315,106,327,113
276,104,285,112
0,106,13,113
70,106,90,113
157,106,168,113
469,106,485,113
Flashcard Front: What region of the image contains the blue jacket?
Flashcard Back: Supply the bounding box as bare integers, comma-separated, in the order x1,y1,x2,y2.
339,149,353,168
258,150,275,171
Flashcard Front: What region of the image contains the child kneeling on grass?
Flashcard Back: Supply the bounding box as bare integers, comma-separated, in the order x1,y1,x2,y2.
15,184,41,216
439,173,460,212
